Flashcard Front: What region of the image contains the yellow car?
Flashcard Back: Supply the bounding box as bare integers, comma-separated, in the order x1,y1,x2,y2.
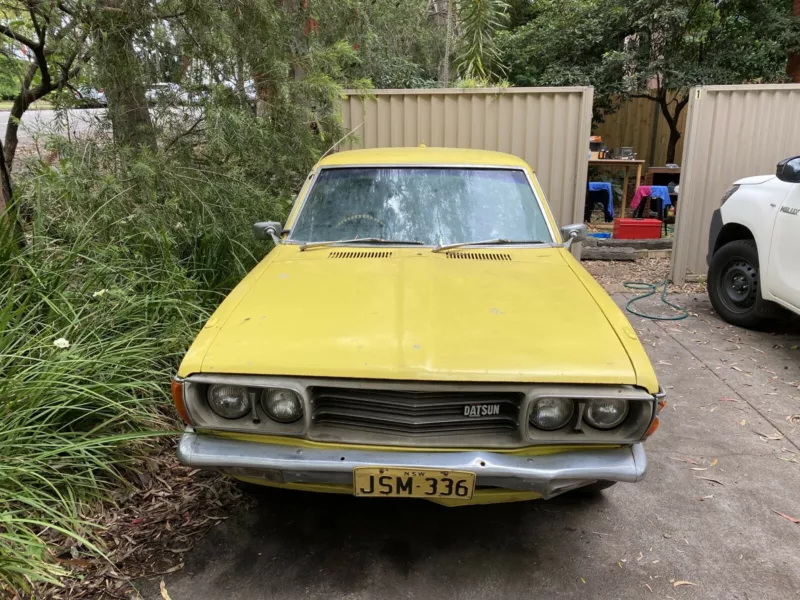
172,147,664,506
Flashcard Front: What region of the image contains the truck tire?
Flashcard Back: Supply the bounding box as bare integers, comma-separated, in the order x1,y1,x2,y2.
708,239,771,329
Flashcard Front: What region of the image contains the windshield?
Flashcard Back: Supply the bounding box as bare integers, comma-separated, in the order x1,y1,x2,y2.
289,167,553,246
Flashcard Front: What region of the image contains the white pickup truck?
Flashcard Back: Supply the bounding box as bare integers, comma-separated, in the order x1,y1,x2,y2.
707,155,800,328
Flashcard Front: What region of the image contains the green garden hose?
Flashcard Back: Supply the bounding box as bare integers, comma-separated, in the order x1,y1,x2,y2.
623,278,689,321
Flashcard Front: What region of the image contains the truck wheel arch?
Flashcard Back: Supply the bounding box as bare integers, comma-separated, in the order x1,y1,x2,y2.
714,222,754,254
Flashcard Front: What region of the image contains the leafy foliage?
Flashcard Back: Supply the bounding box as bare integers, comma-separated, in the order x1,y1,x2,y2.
500,0,799,160
456,0,510,80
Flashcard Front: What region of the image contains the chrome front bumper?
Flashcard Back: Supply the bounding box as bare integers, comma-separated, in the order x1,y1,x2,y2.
177,430,647,500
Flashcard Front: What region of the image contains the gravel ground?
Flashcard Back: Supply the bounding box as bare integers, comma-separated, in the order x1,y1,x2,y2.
583,257,707,295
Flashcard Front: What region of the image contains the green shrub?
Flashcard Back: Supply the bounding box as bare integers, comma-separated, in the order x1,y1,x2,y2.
0,105,326,592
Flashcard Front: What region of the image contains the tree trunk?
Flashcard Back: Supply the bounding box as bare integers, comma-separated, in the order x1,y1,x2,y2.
657,92,688,165
0,137,24,252
3,64,39,171
666,126,680,164
3,98,25,172
0,138,11,215
96,5,156,152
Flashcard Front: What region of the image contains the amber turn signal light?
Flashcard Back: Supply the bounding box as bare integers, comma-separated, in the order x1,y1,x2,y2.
643,416,660,440
171,378,191,424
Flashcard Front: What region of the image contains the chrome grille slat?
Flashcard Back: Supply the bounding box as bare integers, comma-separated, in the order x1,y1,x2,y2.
311,387,522,440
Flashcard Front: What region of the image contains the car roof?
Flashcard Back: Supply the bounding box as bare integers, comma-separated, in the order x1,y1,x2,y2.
316,147,531,170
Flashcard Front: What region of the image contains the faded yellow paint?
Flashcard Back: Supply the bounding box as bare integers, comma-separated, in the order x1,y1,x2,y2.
179,147,659,393
232,476,544,506
202,430,623,455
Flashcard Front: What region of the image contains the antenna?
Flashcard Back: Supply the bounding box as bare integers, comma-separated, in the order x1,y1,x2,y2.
319,121,365,161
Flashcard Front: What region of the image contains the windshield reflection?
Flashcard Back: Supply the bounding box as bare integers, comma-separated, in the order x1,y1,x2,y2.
290,167,552,246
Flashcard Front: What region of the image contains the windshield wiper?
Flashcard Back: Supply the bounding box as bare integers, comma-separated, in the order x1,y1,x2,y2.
299,237,425,251
431,239,546,253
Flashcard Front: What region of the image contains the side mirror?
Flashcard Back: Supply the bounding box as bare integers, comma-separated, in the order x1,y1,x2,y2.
253,221,283,244
776,156,800,183
560,223,588,246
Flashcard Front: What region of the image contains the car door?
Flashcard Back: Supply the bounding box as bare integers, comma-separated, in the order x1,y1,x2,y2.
767,183,800,310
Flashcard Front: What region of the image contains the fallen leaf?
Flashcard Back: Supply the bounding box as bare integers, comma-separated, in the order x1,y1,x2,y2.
709,458,718,467
673,581,697,588
771,509,800,524
739,419,746,426
163,562,185,574
618,562,623,568
787,414,800,425
694,476,725,486
160,580,172,600
791,345,798,350
580,577,586,584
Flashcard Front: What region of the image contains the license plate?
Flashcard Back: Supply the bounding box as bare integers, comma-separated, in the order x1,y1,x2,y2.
353,467,475,499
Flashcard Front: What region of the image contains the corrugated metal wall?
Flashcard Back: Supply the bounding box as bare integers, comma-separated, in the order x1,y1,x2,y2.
338,87,594,226
594,95,687,168
671,84,800,283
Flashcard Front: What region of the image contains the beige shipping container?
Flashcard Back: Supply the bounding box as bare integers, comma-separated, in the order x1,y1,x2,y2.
338,87,594,227
672,84,800,283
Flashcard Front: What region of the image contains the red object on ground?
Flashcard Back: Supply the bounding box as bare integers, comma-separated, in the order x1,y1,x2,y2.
613,218,662,240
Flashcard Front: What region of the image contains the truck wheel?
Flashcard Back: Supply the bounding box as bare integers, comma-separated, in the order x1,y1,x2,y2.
708,239,768,328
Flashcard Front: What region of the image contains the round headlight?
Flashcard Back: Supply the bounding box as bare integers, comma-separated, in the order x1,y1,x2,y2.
207,384,250,419
261,388,303,423
530,397,574,430
584,399,629,429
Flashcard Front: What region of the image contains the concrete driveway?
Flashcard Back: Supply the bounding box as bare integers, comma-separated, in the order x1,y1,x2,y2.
145,294,800,600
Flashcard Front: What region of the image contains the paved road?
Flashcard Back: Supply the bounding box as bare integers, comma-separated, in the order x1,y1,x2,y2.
0,109,103,145
143,294,800,600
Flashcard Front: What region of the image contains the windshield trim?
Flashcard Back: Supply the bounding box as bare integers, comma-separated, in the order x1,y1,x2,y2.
284,164,558,247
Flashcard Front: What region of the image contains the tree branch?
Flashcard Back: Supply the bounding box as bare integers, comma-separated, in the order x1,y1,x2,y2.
163,115,205,152
0,24,41,51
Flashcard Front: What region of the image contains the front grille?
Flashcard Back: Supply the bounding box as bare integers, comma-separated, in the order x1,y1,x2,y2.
310,387,521,438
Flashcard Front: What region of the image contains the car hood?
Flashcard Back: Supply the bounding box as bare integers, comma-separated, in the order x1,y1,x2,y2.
181,247,640,385
734,174,775,185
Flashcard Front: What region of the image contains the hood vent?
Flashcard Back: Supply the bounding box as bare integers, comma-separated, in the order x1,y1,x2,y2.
446,252,512,261
328,251,393,259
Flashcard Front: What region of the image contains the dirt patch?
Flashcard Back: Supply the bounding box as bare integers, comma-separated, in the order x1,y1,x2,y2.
583,257,707,295
29,442,251,600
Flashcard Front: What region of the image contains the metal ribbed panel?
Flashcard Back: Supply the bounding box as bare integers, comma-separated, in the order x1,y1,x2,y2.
672,85,800,282
445,252,512,261
338,87,594,227
328,251,393,259
311,388,521,438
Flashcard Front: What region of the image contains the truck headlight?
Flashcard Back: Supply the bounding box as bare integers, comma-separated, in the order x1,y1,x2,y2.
207,384,250,419
530,397,574,430
584,399,629,429
261,388,303,423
